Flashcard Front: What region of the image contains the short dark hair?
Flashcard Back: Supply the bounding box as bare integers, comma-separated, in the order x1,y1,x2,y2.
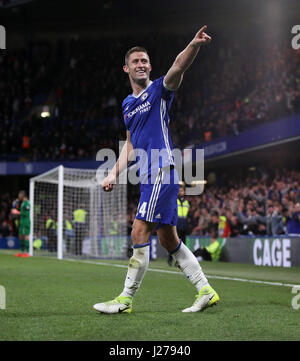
210,210,219,217
208,227,218,238
125,46,148,65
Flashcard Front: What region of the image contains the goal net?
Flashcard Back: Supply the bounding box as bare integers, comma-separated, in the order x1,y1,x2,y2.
29,166,128,259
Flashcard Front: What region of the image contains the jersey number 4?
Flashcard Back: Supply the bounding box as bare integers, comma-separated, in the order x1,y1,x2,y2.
138,202,148,218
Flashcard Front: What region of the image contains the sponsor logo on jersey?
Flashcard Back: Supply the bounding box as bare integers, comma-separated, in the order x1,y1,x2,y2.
127,101,151,118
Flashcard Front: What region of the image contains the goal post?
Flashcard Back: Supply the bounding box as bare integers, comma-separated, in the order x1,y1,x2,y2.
29,166,128,259
57,165,64,259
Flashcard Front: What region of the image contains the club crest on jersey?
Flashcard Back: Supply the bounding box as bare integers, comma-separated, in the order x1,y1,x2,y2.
141,92,148,101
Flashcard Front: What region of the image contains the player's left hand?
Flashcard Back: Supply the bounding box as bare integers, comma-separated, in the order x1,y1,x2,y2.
192,26,212,46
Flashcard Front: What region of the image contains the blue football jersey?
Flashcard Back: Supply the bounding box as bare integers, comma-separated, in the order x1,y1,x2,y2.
122,76,175,182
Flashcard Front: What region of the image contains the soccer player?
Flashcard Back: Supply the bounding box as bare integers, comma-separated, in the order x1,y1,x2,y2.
93,26,219,313
17,190,31,257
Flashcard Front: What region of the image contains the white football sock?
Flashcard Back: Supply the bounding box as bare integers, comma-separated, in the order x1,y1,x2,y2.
121,243,150,298
171,241,209,291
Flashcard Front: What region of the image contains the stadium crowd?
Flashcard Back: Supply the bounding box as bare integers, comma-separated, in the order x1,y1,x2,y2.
0,193,11,238
0,32,300,160
127,168,300,238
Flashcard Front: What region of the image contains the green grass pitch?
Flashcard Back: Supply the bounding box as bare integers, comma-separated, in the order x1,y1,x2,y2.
0,250,299,341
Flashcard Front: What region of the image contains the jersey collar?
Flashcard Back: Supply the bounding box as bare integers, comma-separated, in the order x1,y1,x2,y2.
132,80,153,98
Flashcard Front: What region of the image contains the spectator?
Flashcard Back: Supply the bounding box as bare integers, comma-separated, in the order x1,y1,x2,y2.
208,211,219,235
192,208,210,235
286,202,300,235
227,216,243,237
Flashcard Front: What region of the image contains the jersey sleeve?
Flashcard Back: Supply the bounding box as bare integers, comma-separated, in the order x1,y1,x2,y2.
25,201,30,211
122,98,130,130
154,76,175,102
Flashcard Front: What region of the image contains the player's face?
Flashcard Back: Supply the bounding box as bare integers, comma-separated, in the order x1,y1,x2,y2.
124,52,151,85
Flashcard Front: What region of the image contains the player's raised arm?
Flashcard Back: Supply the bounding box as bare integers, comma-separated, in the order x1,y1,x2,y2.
164,25,212,91
102,130,134,192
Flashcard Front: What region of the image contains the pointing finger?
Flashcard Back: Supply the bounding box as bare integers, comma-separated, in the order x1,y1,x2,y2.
198,25,207,35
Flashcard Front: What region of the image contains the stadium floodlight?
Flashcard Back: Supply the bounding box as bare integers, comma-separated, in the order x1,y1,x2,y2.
40,111,50,118
29,166,127,260
40,105,50,118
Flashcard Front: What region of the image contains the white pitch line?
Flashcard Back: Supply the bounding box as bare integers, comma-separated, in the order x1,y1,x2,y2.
64,258,299,288
2,251,297,288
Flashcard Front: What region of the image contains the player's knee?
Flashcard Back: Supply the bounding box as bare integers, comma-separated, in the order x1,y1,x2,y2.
131,227,148,244
131,228,140,243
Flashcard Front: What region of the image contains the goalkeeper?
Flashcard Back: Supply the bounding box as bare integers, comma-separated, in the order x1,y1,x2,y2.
17,190,31,257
